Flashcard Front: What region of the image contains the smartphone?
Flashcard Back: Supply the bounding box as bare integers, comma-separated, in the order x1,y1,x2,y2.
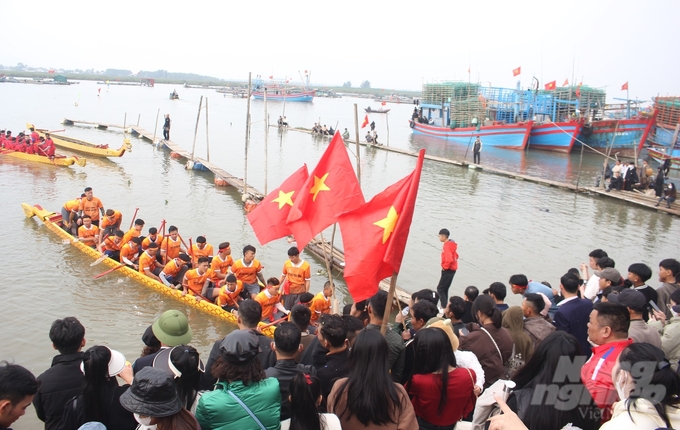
649,300,662,313
401,306,410,317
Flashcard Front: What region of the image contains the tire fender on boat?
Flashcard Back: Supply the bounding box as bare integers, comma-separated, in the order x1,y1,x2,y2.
409,120,415,129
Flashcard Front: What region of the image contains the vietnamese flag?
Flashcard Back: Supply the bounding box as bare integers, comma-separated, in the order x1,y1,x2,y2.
621,82,628,91
247,165,308,245
361,115,369,128
286,132,364,250
512,67,521,77
544,81,556,90
563,79,569,87
339,149,425,302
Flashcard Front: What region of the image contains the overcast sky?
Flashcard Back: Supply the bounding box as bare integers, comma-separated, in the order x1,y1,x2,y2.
2,0,678,102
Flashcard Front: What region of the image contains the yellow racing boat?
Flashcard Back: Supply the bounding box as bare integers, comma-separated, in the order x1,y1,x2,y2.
1,148,86,167
35,127,131,158
21,203,275,337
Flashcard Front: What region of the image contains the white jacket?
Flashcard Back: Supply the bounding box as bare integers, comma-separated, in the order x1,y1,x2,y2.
600,398,680,430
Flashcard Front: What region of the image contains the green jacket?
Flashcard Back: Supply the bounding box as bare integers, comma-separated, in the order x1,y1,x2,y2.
196,378,281,430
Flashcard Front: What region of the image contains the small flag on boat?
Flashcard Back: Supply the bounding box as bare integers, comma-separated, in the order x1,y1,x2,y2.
361,115,369,128
576,88,581,98
381,102,386,106
338,149,425,302
621,82,628,91
563,79,569,87
512,67,521,77
544,81,556,90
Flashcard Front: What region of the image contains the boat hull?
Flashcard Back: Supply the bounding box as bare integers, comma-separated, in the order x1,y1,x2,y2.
37,130,128,157
21,204,276,337
252,90,315,102
410,121,533,149
528,121,583,153
648,148,680,170
365,108,391,114
575,115,656,155
0,148,86,166
650,124,680,148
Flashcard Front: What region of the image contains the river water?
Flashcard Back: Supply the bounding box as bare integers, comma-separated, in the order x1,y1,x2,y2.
1,81,678,428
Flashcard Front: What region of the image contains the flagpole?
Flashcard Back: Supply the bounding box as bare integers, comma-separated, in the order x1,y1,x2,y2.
319,231,338,314
353,103,362,185
380,271,399,335
244,72,252,200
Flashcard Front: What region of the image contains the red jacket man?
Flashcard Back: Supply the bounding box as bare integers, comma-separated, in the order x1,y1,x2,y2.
436,228,458,308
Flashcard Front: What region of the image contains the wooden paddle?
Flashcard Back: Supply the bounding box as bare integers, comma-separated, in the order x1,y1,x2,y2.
259,315,289,330
128,207,139,230
90,253,109,267
93,263,126,279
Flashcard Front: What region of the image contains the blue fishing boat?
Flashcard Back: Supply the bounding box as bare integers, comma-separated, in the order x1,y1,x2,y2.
529,121,583,153
410,119,533,149
575,113,657,156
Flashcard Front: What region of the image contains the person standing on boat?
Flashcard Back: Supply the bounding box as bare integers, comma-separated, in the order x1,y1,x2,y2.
280,246,311,310
473,136,483,164
342,128,350,140
78,187,105,227
436,229,458,309
370,121,375,131
163,114,171,140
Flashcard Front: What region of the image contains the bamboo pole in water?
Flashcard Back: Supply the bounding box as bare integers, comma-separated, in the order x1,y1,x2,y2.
264,88,269,195
137,114,141,126
152,108,160,144
205,98,210,161
386,113,390,146
244,73,252,198
190,96,203,160
353,104,361,186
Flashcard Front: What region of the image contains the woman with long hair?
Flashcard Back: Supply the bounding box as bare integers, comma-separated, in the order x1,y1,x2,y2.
407,327,477,430
507,331,599,430
195,330,280,430
153,345,203,414
120,366,199,430
601,342,680,429
281,373,341,430
327,329,417,429
458,295,513,388
59,345,137,430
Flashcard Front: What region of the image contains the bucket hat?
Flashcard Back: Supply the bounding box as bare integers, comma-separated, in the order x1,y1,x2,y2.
152,310,192,346
119,367,183,417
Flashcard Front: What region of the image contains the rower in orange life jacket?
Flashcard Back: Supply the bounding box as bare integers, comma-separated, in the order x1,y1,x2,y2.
182,257,217,301
120,237,142,270
77,215,100,248
99,209,123,243
98,229,124,262
160,225,186,264
191,236,214,266
255,278,290,322
121,219,145,248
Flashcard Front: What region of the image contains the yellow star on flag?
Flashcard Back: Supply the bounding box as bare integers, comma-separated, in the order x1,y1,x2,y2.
272,190,295,209
373,206,399,244
310,173,330,201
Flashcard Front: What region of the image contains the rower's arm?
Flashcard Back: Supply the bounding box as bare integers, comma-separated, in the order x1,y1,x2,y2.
257,271,266,286
158,272,173,287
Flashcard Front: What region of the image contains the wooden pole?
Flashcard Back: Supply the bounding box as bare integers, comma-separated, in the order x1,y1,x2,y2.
244,73,252,198
123,113,127,130
386,113,390,146
353,104,362,186
576,137,585,190
205,98,210,161
601,121,620,189
152,108,160,144
264,88,269,195
190,96,203,160
319,231,338,315
380,272,399,335
137,113,141,126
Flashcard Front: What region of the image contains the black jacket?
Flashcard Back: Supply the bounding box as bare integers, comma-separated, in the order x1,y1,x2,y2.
131,348,164,375
201,329,276,390
265,359,316,420
59,383,136,430
33,352,85,430
316,349,350,402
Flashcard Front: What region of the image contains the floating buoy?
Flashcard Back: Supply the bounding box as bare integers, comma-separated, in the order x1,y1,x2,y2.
170,152,182,159
214,178,228,186
244,199,258,213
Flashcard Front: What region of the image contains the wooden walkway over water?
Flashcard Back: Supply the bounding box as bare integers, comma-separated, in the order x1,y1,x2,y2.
284,127,679,217
63,118,128,130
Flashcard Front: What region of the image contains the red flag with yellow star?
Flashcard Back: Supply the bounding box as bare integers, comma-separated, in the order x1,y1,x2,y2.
338,149,425,302
286,132,365,249
247,165,309,245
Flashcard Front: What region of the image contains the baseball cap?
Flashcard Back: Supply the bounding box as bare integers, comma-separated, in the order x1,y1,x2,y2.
594,267,621,283
608,288,646,312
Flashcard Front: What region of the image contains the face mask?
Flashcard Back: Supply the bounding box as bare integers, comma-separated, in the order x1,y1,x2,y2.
614,371,628,401
134,413,156,429
672,308,679,318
